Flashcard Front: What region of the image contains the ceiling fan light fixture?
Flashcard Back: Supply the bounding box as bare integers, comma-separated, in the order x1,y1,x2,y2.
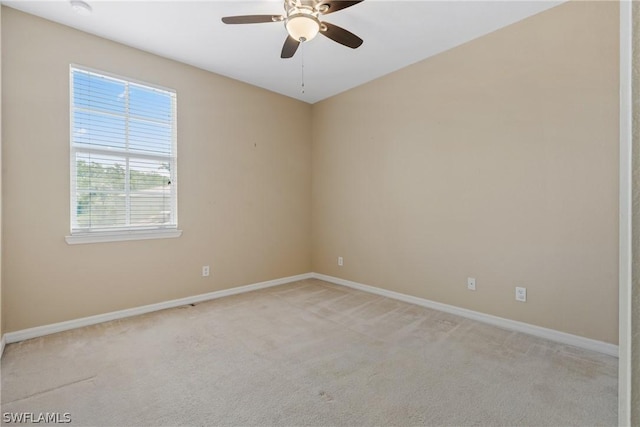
70,0,92,16
286,14,320,42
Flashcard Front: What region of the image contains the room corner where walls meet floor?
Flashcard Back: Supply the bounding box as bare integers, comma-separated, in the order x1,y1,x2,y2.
1,272,618,359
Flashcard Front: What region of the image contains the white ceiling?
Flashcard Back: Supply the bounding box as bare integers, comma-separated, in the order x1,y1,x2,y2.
3,0,563,104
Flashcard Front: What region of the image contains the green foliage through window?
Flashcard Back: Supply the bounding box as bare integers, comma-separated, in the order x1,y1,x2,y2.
71,66,177,233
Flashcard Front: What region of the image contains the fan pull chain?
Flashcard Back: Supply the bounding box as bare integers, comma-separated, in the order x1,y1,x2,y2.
301,39,305,94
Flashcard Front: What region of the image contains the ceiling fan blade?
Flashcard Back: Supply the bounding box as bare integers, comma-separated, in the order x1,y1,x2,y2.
320,22,363,49
221,15,283,24
281,36,300,59
318,1,364,15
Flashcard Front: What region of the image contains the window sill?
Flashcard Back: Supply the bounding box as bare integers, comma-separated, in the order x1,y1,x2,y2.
65,229,182,245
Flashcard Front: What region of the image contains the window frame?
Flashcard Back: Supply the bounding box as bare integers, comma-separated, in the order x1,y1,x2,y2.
66,65,181,245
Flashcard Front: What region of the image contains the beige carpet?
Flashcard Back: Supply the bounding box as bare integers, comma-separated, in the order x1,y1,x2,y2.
1,279,617,426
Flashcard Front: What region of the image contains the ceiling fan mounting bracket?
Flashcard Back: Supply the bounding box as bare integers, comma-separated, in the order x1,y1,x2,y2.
285,3,318,18
285,0,317,10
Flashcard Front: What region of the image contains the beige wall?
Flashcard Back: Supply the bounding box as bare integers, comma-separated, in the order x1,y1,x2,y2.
1,7,312,332
311,1,619,344
631,1,639,423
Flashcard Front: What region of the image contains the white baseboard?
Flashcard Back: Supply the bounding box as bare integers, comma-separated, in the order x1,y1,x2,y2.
3,271,618,358
312,273,619,357
4,273,313,345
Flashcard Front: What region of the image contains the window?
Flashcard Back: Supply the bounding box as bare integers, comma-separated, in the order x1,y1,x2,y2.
67,66,180,244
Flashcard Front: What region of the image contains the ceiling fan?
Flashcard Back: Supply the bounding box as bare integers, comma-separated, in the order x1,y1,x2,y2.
221,0,364,59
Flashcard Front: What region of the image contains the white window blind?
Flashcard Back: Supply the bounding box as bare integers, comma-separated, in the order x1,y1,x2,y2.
70,66,178,238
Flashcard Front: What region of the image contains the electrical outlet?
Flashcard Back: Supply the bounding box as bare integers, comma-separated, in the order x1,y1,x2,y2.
338,256,343,267
515,287,526,302
202,266,210,277
467,277,476,291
